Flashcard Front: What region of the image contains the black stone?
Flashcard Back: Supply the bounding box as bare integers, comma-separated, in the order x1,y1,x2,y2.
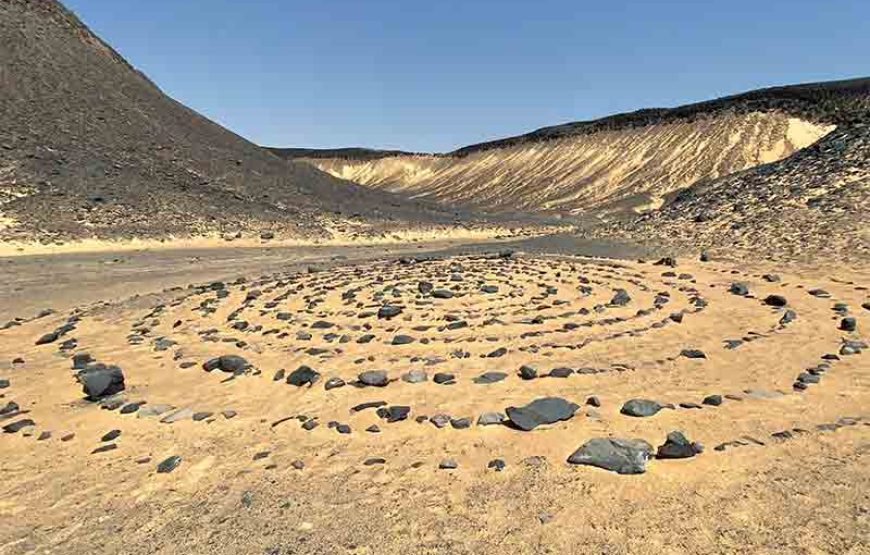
377,305,403,319
77,365,125,400
729,283,749,296
548,367,574,378
487,459,506,471
433,372,456,385
358,370,389,387
286,365,320,387
505,397,579,431
567,438,653,474
518,365,537,380
609,289,631,306
101,429,121,442
157,455,182,473
620,399,664,417
656,430,703,459
763,295,788,307
351,400,387,413
202,355,250,374
2,418,35,433
376,405,411,422
473,371,507,384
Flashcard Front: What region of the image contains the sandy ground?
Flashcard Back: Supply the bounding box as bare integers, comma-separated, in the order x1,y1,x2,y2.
0,235,867,554
0,238,495,317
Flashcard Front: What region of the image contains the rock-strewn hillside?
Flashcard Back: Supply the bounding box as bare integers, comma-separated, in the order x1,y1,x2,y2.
600,122,870,264
0,0,485,243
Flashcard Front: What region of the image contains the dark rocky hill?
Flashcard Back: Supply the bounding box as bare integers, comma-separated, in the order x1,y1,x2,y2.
449,77,870,156
271,78,870,160
0,0,471,243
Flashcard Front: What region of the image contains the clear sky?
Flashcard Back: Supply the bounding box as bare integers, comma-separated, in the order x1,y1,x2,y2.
64,0,869,152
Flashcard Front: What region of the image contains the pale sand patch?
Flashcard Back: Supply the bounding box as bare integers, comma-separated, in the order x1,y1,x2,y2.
0,224,560,257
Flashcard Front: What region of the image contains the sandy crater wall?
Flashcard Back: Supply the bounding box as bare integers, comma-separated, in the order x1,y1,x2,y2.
307,112,833,214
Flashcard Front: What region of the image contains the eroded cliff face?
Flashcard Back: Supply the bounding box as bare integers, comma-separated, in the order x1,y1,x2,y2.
306,112,833,214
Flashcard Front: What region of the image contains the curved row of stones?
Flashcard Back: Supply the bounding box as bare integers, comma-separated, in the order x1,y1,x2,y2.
2,252,866,475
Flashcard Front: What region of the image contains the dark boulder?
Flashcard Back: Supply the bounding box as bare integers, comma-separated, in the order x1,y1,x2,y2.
567,438,653,474
202,355,250,374
763,295,788,307
473,371,507,384
286,365,320,387
518,365,537,380
418,281,434,295
729,283,749,296
77,365,125,400
376,405,411,423
702,394,723,406
655,430,704,459
780,310,797,325
156,455,182,473
505,397,579,431
2,418,35,433
620,398,664,417
609,289,631,307
358,370,389,387
377,305,403,320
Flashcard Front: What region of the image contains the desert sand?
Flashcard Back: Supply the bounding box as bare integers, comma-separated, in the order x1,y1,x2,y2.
1,237,867,554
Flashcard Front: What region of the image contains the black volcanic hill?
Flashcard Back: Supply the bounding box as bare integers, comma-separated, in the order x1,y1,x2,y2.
269,147,423,162
448,78,870,156
0,0,466,242
271,78,870,160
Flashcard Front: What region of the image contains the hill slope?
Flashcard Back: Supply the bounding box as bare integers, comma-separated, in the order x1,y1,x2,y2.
274,79,868,216
0,0,479,243
293,113,831,214
599,121,870,263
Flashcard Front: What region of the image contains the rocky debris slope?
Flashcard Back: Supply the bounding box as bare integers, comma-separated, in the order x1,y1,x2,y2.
600,122,870,263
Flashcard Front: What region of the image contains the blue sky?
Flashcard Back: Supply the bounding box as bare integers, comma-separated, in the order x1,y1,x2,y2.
65,0,869,152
